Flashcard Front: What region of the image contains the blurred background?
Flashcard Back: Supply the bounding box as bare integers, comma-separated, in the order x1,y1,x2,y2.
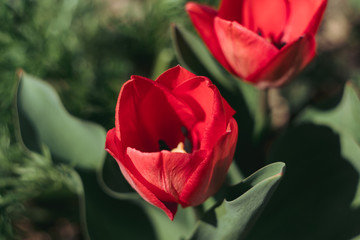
0,0,359,239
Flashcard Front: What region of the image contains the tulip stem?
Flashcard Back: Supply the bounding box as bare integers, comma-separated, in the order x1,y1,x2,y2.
253,88,270,142
267,88,290,130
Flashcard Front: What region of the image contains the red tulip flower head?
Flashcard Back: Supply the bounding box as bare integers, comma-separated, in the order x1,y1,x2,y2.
186,0,327,88
105,66,238,220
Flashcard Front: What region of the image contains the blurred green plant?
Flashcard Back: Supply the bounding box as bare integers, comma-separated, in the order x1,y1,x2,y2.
0,126,83,239
0,0,194,131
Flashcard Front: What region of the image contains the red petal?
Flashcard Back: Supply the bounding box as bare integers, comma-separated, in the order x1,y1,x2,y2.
247,34,316,88
186,2,234,73
116,77,196,152
305,0,327,35
179,118,238,206
214,17,278,79
218,0,246,23
240,0,289,42
127,147,207,203
222,96,236,126
106,129,178,220
283,0,327,43
105,128,124,161
172,76,234,150
156,65,197,90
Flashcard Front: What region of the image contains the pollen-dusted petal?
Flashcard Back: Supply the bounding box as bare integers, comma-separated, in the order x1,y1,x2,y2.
156,65,197,90
214,17,278,79
186,2,234,73
282,0,327,43
247,34,316,88
106,129,178,220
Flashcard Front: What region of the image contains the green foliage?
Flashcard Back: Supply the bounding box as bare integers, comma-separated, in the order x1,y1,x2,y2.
14,71,157,239
188,163,285,240
15,71,106,170
298,83,360,145
78,168,155,240
0,127,82,239
103,152,284,240
0,0,189,130
243,83,360,240
247,123,360,240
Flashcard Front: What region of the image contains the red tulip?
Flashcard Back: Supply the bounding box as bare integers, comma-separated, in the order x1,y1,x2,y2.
186,0,327,88
105,66,238,220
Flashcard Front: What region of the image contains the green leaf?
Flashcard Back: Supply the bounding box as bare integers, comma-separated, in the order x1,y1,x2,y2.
188,162,285,240
247,123,360,240
142,203,197,240
297,83,360,145
295,83,360,234
276,82,360,239
14,70,106,170
12,70,150,239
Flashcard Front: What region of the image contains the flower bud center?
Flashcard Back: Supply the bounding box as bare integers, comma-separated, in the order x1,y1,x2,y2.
158,140,170,151
258,29,286,49
158,126,192,153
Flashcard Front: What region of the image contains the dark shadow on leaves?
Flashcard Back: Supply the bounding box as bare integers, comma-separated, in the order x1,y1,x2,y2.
77,169,155,240
101,154,134,193
247,123,360,240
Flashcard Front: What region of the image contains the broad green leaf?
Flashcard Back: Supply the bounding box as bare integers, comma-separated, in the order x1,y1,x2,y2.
142,203,197,240
247,123,360,240
297,83,360,145
188,162,285,240
341,133,360,208
351,236,360,240
12,71,153,239
14,70,106,170
296,82,360,222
